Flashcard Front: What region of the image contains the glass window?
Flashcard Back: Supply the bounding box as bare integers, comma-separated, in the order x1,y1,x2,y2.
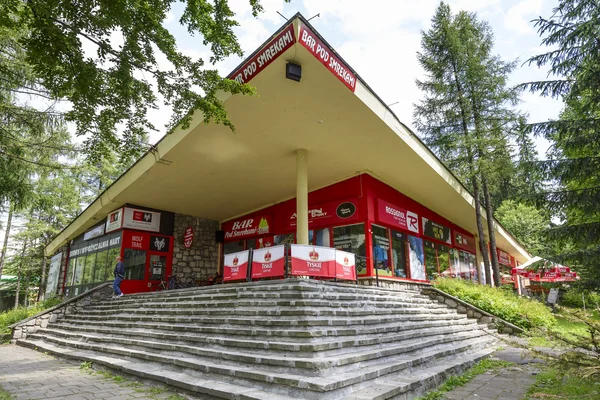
450,249,461,279
313,229,331,247
93,249,109,283
65,257,77,286
107,247,121,279
224,241,244,255
438,245,451,276
390,230,408,278
371,224,391,276
74,256,86,286
424,240,438,281
333,224,366,275
123,248,146,280
468,252,478,282
83,251,96,284
408,235,426,280
274,234,295,246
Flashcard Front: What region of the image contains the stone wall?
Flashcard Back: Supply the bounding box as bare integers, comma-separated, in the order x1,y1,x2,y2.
357,277,431,292
11,283,113,341
172,214,220,281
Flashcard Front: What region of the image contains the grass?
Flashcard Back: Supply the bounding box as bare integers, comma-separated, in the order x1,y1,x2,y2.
416,358,514,400
0,387,13,400
433,278,556,330
527,368,600,399
527,308,597,348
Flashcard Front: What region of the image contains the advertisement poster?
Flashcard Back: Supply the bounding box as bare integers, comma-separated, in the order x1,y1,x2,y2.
453,231,477,253
223,250,250,282
335,250,357,281
290,245,335,277
251,245,285,279
122,207,161,232
286,199,358,230
105,208,123,233
408,236,426,280
422,218,452,244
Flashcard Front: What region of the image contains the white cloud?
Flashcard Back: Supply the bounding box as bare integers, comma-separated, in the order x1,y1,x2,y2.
504,0,546,35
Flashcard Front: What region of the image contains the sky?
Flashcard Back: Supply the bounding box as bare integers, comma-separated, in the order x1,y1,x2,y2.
149,0,563,157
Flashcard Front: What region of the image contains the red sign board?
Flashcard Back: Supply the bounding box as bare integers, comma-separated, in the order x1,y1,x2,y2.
228,24,296,85
335,250,357,281
222,214,273,241
497,249,512,266
376,199,420,234
286,199,358,230
223,250,250,281
453,231,476,253
290,245,336,277
124,231,147,250
298,22,357,92
184,227,194,249
251,246,285,279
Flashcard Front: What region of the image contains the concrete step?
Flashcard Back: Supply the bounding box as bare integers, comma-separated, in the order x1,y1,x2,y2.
51,315,480,345
18,334,495,399
31,324,489,369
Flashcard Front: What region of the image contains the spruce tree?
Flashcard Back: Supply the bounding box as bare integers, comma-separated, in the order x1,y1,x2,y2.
522,0,600,287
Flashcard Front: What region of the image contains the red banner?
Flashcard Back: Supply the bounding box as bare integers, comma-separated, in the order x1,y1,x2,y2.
223,250,250,281
222,214,273,241
286,199,358,230
298,22,357,92
184,227,194,249
228,24,296,85
290,245,335,277
335,250,357,281
251,245,285,279
376,199,420,234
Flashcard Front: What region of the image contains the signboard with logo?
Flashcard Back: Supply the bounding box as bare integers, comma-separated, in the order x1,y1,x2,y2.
228,24,296,85
335,250,357,281
122,207,161,232
69,233,122,257
150,235,170,252
298,22,357,92
223,250,250,282
453,231,477,253
84,224,105,241
251,245,285,279
125,232,146,250
422,218,452,244
184,227,194,249
106,208,123,233
290,245,336,277
376,199,419,234
497,248,512,266
286,199,358,230
222,214,272,240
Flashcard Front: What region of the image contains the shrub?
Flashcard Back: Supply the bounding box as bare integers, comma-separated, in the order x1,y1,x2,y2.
433,278,556,330
561,289,600,309
0,296,64,336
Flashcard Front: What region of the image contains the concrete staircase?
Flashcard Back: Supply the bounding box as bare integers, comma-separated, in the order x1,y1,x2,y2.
16,279,500,399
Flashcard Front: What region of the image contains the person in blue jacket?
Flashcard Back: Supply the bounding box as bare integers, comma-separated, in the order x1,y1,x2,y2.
113,255,125,298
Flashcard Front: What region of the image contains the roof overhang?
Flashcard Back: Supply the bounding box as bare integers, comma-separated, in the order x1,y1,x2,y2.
45,15,531,264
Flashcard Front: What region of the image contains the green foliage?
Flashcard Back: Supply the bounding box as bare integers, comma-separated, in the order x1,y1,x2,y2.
495,200,549,255
80,361,92,370
527,368,600,399
434,278,556,329
0,0,286,163
0,387,14,400
416,358,513,400
561,289,600,309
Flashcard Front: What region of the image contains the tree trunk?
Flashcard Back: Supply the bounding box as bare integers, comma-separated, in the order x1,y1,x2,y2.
14,239,27,310
482,177,501,287
472,179,492,284
0,203,14,279
38,250,47,302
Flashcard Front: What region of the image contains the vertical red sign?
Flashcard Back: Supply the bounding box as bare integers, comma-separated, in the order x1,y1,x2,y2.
183,227,194,249
335,250,357,281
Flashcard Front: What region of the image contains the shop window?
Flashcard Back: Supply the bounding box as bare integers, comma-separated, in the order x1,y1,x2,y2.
408,235,426,280
274,234,295,246
74,256,86,286
371,224,391,276
65,257,77,286
390,230,408,278
309,229,331,247
224,241,244,255
150,255,167,280
83,251,96,284
333,224,366,275
424,240,438,280
93,250,109,282
123,248,146,280
468,252,478,282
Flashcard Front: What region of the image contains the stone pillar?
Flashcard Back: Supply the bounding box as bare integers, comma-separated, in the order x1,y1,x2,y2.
296,149,309,245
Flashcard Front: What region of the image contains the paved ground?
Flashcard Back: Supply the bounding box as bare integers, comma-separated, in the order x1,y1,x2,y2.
0,344,197,400
443,347,545,400
1,343,545,400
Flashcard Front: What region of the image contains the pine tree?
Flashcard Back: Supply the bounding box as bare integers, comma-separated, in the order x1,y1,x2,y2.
522,0,600,287
414,2,523,285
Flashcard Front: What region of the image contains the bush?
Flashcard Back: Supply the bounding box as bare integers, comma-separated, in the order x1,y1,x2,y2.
561,289,600,309
433,278,556,330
